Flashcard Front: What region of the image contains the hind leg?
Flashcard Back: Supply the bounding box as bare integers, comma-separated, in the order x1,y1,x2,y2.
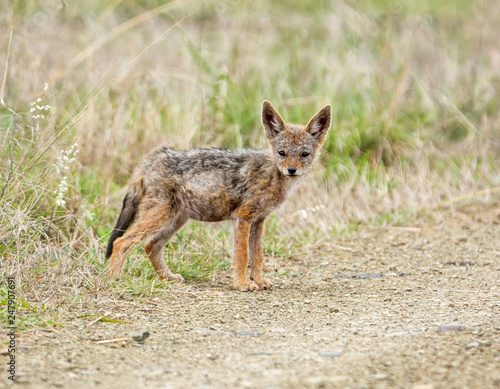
144,215,187,282
109,202,178,278
109,222,150,278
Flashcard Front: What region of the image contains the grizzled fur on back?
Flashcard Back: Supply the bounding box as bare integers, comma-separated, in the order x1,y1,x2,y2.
138,147,292,222
107,100,331,292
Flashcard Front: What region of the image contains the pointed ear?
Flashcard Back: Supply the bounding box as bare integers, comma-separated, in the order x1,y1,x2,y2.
262,100,285,139
306,104,331,142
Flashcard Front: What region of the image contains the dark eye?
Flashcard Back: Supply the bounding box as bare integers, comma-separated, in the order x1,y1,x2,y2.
278,150,286,156
301,151,310,157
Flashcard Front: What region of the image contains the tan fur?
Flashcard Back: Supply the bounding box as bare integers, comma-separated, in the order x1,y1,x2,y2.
107,101,331,291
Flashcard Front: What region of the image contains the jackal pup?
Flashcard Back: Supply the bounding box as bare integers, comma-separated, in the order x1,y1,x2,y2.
106,101,331,291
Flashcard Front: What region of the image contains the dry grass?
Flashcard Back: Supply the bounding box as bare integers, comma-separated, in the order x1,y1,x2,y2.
0,0,499,327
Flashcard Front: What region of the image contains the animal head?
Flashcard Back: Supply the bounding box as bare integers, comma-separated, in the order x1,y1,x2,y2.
261,100,331,177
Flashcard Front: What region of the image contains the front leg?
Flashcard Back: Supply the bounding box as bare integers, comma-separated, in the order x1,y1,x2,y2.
248,217,272,290
232,217,259,292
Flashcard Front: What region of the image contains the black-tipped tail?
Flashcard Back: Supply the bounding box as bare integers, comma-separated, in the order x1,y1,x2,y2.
106,192,138,259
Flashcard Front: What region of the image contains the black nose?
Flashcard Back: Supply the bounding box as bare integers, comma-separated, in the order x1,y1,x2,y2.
287,167,297,175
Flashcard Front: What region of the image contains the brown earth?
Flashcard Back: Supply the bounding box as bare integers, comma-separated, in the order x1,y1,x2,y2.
2,200,500,389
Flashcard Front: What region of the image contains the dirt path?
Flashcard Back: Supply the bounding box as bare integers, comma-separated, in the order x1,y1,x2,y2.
3,201,500,389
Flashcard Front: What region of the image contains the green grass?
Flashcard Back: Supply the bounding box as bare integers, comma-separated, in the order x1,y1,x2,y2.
1,0,499,328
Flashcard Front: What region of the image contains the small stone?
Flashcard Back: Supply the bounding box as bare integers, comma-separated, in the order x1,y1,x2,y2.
466,341,480,349
466,340,490,349
235,331,262,337
437,324,466,333
132,330,150,343
319,351,343,358
329,307,339,313
375,374,388,380
304,300,312,304
15,374,29,384
386,331,410,338
305,377,327,387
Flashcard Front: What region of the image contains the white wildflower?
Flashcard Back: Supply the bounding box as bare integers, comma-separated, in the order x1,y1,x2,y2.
55,143,79,174
55,177,69,208
295,205,325,220
29,84,51,121
54,143,79,209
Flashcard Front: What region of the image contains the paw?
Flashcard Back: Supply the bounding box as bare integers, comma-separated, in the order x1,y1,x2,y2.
255,278,272,290
234,279,259,292
159,271,184,283
109,268,122,279
167,273,184,283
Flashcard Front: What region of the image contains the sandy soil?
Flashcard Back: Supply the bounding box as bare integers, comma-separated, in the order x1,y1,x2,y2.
2,201,499,389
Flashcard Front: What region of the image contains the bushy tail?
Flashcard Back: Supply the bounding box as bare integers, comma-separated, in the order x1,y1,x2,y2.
106,179,142,259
